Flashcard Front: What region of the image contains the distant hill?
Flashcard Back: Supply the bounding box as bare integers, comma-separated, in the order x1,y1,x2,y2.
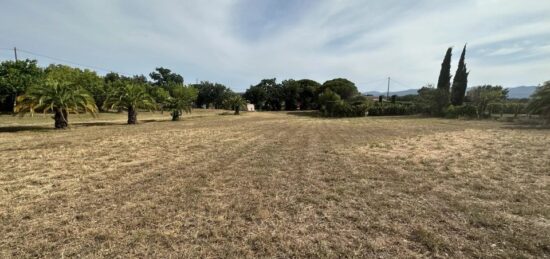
363,86,537,99
363,89,418,97
506,86,537,99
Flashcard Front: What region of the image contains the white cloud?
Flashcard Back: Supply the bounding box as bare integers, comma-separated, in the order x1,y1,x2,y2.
1,0,549,91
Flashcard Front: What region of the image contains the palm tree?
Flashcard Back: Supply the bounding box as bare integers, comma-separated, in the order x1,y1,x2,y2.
224,95,246,115
527,81,550,123
15,80,98,129
103,82,157,124
168,85,198,121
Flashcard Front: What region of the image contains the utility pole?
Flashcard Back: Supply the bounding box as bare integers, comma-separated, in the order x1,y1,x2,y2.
386,77,390,100
14,47,18,61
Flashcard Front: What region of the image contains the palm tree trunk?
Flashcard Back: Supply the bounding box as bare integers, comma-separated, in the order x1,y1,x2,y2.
234,106,240,115
54,108,68,129
172,110,181,121
128,106,137,124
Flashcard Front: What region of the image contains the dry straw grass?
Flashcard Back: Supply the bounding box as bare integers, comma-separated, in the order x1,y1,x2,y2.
0,111,549,258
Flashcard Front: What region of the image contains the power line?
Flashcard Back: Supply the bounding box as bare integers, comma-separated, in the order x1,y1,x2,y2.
356,78,387,85
390,78,423,88
11,48,131,76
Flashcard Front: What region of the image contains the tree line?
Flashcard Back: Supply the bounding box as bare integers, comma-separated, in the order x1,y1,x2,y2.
0,60,249,128
1,52,549,129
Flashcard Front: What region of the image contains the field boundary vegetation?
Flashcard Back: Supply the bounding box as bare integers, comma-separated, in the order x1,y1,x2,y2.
1,45,549,129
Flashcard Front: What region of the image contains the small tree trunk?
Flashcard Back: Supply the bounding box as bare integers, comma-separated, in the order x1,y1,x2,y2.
54,109,68,129
234,106,240,115
172,110,181,121
128,106,137,124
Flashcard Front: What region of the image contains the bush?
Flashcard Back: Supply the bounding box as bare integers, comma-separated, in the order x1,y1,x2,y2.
503,103,526,116
444,105,477,118
322,101,368,117
318,89,369,117
367,102,417,116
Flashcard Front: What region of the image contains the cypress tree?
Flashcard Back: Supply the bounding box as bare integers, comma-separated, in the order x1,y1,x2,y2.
434,47,452,114
437,47,453,93
451,44,469,106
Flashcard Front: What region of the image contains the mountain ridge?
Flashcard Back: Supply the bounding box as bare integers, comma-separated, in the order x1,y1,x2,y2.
363,86,537,99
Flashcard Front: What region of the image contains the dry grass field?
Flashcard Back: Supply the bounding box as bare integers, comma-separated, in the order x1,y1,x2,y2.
0,110,549,258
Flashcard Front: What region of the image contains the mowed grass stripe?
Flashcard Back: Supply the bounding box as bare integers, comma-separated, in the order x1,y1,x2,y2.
0,111,549,258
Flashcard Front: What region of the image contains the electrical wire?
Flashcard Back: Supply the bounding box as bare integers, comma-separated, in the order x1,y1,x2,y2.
3,47,131,76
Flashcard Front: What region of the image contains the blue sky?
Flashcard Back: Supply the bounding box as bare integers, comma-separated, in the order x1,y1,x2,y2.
1,0,549,92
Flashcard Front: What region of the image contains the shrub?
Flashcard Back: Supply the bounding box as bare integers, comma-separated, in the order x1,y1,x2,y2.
503,103,526,116
368,102,417,116
321,101,368,117
318,89,370,117
444,104,477,118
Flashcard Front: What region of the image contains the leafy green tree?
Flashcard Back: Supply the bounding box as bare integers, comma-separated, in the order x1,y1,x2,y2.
320,78,359,100
243,83,267,110
451,45,469,106
168,85,198,121
318,88,342,116
131,75,149,85
44,64,104,109
103,82,157,124
417,85,448,116
15,79,98,129
193,81,233,109
149,67,183,90
282,79,300,110
467,85,508,118
296,79,321,110
148,86,171,113
0,59,44,112
104,72,122,83
78,70,105,108
436,47,452,108
244,78,283,110
264,78,283,110
223,94,246,115
526,81,550,122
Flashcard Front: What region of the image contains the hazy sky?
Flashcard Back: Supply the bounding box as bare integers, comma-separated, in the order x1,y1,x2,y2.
1,0,549,92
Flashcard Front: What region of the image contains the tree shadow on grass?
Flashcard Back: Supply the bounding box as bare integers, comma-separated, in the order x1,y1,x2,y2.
500,122,550,130
497,117,550,130
0,125,52,133
286,111,321,118
218,112,238,116
71,119,171,127
0,119,171,133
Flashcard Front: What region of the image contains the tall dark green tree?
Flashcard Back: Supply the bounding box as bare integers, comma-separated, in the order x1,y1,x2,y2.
437,47,453,93
434,47,453,114
451,45,469,106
